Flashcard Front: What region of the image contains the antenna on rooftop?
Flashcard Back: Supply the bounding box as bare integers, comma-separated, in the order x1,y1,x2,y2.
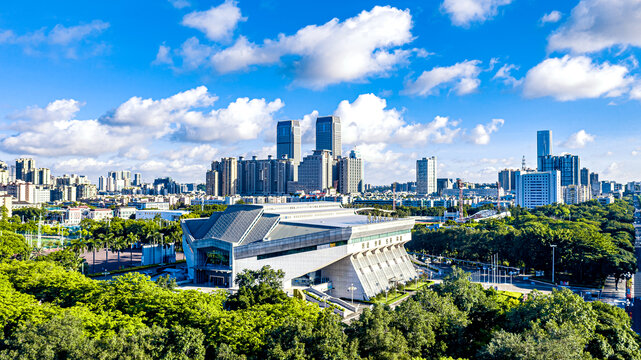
457,179,464,221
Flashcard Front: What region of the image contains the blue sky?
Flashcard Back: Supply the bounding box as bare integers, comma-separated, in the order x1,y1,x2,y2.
0,0,640,185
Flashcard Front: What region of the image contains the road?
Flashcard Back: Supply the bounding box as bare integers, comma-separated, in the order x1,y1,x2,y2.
632,198,641,333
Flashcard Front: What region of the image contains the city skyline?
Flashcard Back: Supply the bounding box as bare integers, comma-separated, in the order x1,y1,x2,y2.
0,0,640,185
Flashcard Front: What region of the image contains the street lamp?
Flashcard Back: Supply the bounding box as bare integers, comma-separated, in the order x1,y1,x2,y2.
550,244,557,285
347,283,357,304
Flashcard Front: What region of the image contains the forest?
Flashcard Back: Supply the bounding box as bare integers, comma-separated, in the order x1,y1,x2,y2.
409,199,637,286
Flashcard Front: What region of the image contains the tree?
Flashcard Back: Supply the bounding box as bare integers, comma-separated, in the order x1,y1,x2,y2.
0,231,30,260
226,266,288,310
348,304,410,360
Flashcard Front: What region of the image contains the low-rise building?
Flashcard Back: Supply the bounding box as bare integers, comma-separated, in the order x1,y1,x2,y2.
136,209,189,221
181,202,417,300
115,206,137,219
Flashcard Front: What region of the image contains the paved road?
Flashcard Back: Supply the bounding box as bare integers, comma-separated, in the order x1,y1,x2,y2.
632,200,641,333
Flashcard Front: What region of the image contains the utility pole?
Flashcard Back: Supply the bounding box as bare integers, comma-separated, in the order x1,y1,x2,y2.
550,244,557,285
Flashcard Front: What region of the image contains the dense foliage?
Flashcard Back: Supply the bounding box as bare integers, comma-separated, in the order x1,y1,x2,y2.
0,260,638,360
409,199,637,285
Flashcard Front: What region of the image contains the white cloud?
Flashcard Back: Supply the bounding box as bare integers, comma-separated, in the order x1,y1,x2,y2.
632,150,638,156
153,45,173,66
492,63,521,86
103,85,217,136
169,0,190,9
630,83,641,100
1,86,284,157
166,144,218,161
53,158,116,173
121,146,150,160
441,0,512,27
523,55,631,101
548,0,641,53
561,129,596,148
48,21,109,45
540,11,562,24
0,20,109,58
203,5,413,88
469,118,504,144
177,97,284,142
394,116,463,144
335,93,406,145
182,1,246,41
404,60,482,96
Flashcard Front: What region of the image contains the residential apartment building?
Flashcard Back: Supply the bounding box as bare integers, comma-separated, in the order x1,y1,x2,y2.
416,157,437,195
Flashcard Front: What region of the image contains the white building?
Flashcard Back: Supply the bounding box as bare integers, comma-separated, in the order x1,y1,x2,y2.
136,209,189,221
563,185,591,205
115,206,137,219
87,208,114,221
416,157,437,195
515,171,562,209
181,202,417,300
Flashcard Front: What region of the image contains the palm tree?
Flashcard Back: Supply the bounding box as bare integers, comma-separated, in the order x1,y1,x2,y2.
111,234,125,269
98,232,114,265
85,237,98,274
126,232,139,267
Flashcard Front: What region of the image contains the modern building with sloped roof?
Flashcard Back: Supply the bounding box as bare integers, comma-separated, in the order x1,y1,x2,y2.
181,202,417,300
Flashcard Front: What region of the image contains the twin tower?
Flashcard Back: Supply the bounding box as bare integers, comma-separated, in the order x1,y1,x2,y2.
276,115,342,164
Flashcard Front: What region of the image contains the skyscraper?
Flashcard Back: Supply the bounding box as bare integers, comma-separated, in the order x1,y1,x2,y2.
537,130,552,171
316,116,342,158
540,154,580,186
211,157,238,196
338,150,364,194
15,158,35,182
277,120,301,165
580,167,590,186
416,157,437,195
133,173,142,186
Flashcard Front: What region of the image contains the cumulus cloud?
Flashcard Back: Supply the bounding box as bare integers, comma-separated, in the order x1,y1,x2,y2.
177,97,284,142
182,1,246,41
1,86,284,157
394,116,463,144
166,144,219,161
53,158,116,173
469,118,504,144
183,5,414,89
523,55,631,101
441,0,512,27
0,20,109,58
492,63,521,86
540,11,562,24
561,129,595,148
404,60,482,96
548,0,641,53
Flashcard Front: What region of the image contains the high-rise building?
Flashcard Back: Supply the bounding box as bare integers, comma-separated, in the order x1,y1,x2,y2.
540,154,580,186
210,158,238,196
235,155,296,195
316,116,342,158
515,170,562,209
15,158,35,182
498,169,517,192
298,150,333,192
35,168,50,186
98,176,106,191
277,120,302,165
416,157,437,195
133,173,142,186
205,170,219,196
580,167,590,186
589,172,600,198
536,130,552,171
338,150,364,194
